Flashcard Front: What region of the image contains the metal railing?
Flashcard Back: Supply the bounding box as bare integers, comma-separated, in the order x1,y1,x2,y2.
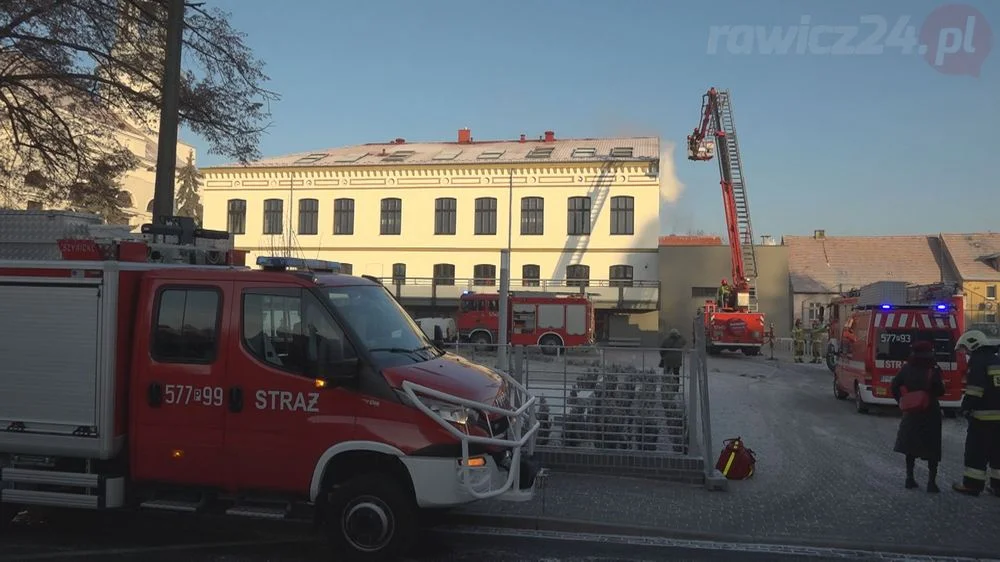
439,323,719,486
378,276,660,308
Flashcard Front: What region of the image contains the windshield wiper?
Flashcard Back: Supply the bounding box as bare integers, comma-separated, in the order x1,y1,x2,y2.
369,346,432,354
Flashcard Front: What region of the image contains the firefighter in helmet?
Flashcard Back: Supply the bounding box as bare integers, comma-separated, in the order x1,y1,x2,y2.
717,279,731,309
810,319,825,364
792,319,805,363
952,330,1000,496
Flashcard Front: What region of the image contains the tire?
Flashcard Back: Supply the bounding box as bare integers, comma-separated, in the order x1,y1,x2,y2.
854,383,869,414
825,348,838,373
539,334,562,356
833,376,848,400
470,332,491,353
325,474,416,562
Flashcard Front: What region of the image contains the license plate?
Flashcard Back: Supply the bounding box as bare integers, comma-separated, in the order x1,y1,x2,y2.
880,376,893,383
875,387,888,396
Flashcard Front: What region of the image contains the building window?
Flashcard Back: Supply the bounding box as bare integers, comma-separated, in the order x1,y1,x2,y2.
567,196,591,235
566,264,590,288
435,197,456,235
338,263,353,275
988,285,997,299
227,199,246,234
522,264,541,287
806,302,824,323
692,286,716,298
609,265,634,287
334,198,355,235
263,198,283,235
985,313,997,324
298,198,319,235
241,288,356,375
475,197,497,235
473,264,496,286
380,198,402,235
151,287,221,364
433,263,455,286
392,263,406,285
520,197,544,235
610,196,634,235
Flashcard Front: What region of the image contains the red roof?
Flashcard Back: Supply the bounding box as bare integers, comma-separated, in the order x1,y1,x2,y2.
659,235,723,246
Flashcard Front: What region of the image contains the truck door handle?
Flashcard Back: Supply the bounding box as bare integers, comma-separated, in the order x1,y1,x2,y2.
148,382,163,407
229,386,243,413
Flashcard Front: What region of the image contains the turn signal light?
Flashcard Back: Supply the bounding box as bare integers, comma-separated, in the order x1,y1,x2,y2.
171,449,184,460
314,378,327,389
459,456,487,468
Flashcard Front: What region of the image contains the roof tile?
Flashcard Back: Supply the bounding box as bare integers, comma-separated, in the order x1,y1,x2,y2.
785,235,955,293
940,233,1000,282
205,136,660,169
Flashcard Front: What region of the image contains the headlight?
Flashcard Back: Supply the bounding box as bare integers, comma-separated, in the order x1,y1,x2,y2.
396,390,479,426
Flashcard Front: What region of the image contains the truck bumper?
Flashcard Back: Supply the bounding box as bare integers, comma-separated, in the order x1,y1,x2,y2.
858,385,963,409
400,454,540,509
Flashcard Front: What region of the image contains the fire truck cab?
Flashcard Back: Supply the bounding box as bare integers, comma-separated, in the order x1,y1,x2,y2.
0,212,539,561
458,291,594,355
829,281,965,415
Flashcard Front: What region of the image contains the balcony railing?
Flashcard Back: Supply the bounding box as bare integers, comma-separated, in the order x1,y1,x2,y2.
376,276,660,310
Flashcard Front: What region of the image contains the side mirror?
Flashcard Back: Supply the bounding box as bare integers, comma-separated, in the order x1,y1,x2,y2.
433,325,444,347
310,357,360,385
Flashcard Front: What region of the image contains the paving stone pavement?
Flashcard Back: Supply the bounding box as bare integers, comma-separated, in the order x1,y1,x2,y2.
455,354,1000,558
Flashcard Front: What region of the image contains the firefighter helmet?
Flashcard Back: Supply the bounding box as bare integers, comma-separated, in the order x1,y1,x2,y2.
955,329,991,352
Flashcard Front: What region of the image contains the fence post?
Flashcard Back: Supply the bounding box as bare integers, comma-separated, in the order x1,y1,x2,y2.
695,309,728,491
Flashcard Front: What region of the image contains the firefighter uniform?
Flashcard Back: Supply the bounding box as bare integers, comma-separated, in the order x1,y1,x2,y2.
717,281,731,309
792,320,805,363
810,321,825,364
953,331,1000,496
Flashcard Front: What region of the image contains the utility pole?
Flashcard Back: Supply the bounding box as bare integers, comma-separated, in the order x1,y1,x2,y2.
151,0,186,224
496,168,514,371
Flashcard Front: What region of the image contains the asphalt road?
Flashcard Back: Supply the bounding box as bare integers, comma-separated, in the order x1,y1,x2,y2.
0,510,885,561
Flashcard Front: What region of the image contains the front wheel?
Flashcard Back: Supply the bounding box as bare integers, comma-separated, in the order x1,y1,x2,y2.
854,383,869,414
833,376,848,400
325,474,416,562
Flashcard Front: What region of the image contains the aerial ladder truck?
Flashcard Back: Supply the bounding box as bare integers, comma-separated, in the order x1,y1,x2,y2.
688,88,766,356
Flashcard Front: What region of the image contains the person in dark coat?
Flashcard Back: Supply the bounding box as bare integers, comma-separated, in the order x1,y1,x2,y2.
891,340,946,493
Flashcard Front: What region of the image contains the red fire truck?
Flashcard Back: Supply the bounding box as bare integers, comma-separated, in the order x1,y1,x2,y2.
827,281,966,415
457,291,595,355
0,213,539,561
688,87,766,356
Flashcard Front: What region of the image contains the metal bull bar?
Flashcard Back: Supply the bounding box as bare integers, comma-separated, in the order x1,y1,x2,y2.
401,369,540,500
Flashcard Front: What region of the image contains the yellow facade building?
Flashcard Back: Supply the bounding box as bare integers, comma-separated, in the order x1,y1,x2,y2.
201,129,662,342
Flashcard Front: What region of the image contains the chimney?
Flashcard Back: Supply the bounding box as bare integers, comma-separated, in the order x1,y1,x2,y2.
543,130,555,142
814,229,826,240
458,128,472,144
519,134,526,143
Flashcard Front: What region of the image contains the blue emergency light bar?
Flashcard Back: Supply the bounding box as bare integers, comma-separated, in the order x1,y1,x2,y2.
879,303,951,311
256,256,342,272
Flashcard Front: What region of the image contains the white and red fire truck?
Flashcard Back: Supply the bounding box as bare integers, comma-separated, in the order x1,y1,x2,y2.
827,281,966,415
457,291,595,355
0,212,539,561
687,87,766,356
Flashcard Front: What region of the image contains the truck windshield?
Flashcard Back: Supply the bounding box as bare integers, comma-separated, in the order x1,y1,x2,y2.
320,285,440,363
875,329,955,364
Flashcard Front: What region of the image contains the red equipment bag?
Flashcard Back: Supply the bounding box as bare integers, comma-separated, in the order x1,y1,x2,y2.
715,437,756,480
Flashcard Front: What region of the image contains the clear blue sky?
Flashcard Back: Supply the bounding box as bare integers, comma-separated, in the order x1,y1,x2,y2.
183,0,999,238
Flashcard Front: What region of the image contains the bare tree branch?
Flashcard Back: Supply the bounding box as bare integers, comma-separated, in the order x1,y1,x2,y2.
0,0,278,205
